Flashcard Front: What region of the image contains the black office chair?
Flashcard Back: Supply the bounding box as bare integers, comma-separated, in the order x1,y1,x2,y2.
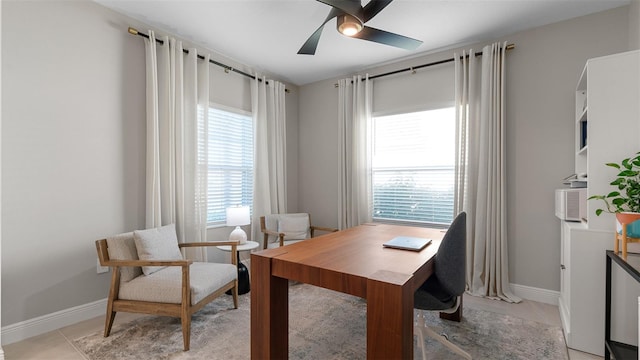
414,212,471,359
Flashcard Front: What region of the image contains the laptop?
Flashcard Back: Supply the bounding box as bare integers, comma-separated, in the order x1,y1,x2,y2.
383,236,432,251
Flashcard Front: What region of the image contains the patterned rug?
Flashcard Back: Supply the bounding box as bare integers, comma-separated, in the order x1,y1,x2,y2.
73,282,568,359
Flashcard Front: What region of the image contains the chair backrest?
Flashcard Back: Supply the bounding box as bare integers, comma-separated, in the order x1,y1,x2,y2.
104,231,142,282
434,212,466,297
261,213,311,245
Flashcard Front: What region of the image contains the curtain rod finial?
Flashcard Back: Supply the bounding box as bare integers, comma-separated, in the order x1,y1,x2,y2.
128,27,139,36
506,43,515,51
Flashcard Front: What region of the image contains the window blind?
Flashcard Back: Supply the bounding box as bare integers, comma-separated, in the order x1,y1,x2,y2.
372,108,455,225
200,107,253,225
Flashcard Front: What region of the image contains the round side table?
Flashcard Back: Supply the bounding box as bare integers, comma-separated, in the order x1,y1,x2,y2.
217,240,260,295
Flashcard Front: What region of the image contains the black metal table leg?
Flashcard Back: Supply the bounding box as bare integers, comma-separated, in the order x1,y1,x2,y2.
227,250,250,295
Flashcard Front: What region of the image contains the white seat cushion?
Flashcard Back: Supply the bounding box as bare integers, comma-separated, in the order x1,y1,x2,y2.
119,262,237,305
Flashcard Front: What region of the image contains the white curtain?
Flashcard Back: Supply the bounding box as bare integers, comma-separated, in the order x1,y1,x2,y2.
251,77,287,243
337,75,372,230
454,42,520,303
144,31,209,261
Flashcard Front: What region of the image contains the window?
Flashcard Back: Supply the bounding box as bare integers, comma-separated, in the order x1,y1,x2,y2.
200,106,253,225
372,107,455,225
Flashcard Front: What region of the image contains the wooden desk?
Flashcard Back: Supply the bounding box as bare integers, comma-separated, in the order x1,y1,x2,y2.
250,223,444,359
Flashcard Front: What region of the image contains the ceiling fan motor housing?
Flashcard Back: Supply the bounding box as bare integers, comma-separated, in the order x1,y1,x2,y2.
337,14,363,36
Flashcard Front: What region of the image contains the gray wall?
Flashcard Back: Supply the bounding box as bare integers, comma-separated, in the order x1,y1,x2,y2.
298,6,630,292
630,0,640,50
504,8,627,290
2,0,145,327
1,0,298,327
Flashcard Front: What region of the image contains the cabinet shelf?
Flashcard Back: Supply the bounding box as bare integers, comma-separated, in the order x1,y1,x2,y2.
577,145,588,156
577,107,588,123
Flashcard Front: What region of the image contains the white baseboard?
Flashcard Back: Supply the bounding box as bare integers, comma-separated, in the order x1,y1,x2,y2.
1,298,107,346
510,283,560,306
0,281,558,346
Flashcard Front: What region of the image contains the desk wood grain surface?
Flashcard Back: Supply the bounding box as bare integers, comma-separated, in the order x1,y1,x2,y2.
261,223,443,297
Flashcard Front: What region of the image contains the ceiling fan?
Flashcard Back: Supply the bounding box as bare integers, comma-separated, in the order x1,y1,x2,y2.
298,0,423,55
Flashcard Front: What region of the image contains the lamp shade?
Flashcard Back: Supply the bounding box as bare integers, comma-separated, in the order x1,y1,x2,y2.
226,206,250,226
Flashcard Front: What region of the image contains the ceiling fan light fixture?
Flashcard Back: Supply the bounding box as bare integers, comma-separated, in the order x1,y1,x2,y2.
337,14,363,36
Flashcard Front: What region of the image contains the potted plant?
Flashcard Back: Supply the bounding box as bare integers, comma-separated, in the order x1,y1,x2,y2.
589,151,640,238
589,152,640,214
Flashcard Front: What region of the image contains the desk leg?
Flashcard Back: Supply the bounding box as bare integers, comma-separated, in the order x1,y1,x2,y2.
251,254,288,359
366,277,413,359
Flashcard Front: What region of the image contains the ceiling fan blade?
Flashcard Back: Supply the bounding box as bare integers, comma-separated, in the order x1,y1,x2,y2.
316,0,363,21
362,0,394,22
297,8,342,55
352,26,422,50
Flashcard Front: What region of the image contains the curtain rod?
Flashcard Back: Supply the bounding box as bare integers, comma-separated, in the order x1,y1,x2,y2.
334,43,515,87
128,27,290,93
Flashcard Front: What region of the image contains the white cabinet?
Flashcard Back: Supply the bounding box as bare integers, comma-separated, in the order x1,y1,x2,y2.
580,50,640,230
559,221,612,356
560,50,640,356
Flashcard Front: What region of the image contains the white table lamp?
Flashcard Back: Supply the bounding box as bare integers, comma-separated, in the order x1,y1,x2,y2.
226,206,250,244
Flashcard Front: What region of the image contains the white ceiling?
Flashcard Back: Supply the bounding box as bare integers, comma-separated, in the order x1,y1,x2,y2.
95,0,630,86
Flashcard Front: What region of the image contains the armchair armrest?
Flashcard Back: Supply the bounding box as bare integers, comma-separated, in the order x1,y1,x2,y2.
260,229,286,249
260,229,283,237
179,241,239,248
105,258,192,268
311,225,339,233
310,225,338,238
178,241,238,265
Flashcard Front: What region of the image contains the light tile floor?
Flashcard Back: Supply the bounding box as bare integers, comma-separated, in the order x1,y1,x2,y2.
3,294,603,360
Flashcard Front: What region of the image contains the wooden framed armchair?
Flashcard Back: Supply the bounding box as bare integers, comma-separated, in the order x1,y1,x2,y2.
260,213,338,249
95,224,239,351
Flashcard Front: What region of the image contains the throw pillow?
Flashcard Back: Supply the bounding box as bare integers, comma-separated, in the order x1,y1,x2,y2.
278,215,310,240
134,223,183,275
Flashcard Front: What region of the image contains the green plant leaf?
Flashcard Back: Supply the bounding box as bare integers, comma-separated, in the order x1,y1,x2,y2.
595,209,604,216
618,170,639,177
606,163,621,169
612,198,627,206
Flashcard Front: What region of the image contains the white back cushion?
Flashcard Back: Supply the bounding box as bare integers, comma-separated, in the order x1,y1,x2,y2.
277,214,310,240
134,223,183,275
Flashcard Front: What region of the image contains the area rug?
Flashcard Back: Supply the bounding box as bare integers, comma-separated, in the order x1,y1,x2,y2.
73,283,568,359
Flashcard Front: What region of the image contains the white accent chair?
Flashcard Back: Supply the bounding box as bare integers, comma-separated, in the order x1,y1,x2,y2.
414,212,471,360
259,213,338,249
95,224,239,351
